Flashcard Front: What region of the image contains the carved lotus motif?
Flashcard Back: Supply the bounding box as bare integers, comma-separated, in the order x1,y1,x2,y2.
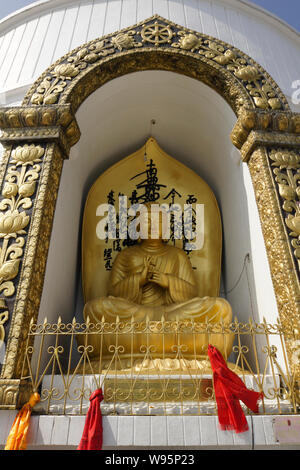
111,33,135,51
84,53,99,63
214,55,230,65
0,211,30,236
268,98,282,110
235,66,260,81
31,93,44,105
214,50,236,65
11,145,44,166
76,48,89,60
286,216,300,235
93,40,105,51
43,94,60,105
178,33,201,51
2,183,18,198
18,182,36,198
54,63,79,79
253,97,268,109
278,184,296,201
270,151,300,170
224,49,236,61
0,259,21,282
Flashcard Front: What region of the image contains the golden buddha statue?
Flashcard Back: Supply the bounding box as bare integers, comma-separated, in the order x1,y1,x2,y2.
83,205,233,370
84,208,232,326
81,138,234,371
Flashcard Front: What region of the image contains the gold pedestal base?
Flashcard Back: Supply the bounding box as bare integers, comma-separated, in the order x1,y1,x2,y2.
79,356,242,375
77,358,245,403
104,376,213,402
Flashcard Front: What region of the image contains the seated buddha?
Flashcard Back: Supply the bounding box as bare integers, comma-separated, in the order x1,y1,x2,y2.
83,205,234,369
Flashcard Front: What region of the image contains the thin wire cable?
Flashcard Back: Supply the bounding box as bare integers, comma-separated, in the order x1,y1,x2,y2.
245,253,255,319
144,119,156,161
221,253,250,296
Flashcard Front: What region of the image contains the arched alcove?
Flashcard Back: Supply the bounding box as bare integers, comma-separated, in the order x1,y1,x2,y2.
38,70,278,336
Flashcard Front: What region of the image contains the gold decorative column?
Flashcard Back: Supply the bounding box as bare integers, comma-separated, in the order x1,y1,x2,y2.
0,105,80,408
231,109,300,373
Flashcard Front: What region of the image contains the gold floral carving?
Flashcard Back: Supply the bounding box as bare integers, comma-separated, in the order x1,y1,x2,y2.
1,144,64,380
0,144,45,357
172,31,202,51
247,147,300,374
268,149,300,271
112,31,142,50
23,16,288,113
0,145,44,301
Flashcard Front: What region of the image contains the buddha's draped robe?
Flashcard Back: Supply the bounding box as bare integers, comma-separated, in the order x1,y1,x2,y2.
84,244,232,324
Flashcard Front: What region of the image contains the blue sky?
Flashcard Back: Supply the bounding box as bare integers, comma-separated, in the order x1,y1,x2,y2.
0,0,299,32
250,0,300,32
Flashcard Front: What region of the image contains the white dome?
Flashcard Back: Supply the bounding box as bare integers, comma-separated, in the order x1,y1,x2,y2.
0,0,299,107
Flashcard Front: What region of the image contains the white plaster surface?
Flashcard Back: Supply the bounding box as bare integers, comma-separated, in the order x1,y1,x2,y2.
0,411,300,449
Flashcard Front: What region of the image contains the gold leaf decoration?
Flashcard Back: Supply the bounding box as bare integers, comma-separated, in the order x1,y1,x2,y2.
22,17,285,112
0,259,21,282
0,211,30,237
11,144,44,166
0,144,45,300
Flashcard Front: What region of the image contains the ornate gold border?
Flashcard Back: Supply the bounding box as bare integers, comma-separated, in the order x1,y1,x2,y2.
23,15,289,114
0,15,299,406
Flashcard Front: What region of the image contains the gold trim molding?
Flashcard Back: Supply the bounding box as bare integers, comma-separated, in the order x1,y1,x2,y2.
0,15,299,407
22,16,288,114
231,108,300,156
0,104,80,157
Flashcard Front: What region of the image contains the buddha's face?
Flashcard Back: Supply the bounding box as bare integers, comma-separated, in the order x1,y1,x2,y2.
139,205,168,240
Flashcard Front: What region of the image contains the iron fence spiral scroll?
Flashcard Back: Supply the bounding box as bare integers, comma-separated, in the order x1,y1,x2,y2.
20,316,300,416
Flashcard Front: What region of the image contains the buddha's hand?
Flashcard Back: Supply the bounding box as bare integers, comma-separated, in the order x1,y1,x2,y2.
140,256,154,286
149,270,169,289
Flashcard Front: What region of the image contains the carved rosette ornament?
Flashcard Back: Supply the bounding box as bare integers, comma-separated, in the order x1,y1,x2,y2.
0,15,299,407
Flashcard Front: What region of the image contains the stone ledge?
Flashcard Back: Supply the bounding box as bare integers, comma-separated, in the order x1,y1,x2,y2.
0,412,299,449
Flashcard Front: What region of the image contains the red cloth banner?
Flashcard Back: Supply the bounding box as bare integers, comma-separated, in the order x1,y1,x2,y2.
207,344,263,433
77,388,104,450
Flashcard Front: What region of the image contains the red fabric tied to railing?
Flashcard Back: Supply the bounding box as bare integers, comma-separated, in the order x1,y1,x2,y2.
207,344,263,433
77,388,104,450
